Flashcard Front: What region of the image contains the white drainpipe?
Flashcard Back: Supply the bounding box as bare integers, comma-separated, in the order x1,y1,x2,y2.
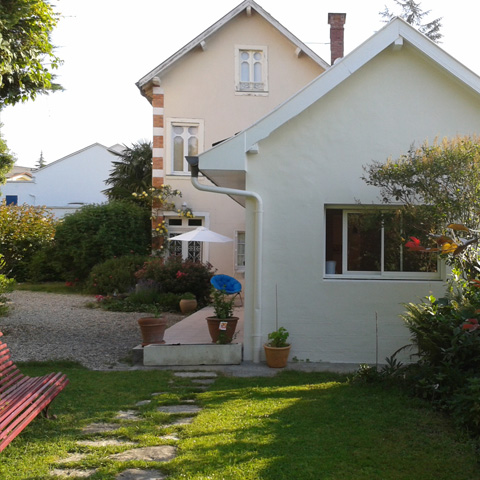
185,156,263,363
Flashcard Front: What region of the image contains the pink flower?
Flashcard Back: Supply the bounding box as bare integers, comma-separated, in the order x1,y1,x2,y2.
176,270,186,279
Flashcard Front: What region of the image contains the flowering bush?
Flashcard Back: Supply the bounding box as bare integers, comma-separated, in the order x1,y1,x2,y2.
0,202,57,280
135,257,215,306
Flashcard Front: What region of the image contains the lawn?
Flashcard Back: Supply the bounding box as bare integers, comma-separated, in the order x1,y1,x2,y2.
0,364,478,479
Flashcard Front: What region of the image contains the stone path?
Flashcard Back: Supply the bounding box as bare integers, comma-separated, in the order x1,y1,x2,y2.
50,371,218,479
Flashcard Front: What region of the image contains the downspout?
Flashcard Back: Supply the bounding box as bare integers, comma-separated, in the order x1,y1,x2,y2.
185,156,263,363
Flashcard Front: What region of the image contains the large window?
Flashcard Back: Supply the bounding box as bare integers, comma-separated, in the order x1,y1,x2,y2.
169,120,203,174
325,208,440,279
235,46,268,94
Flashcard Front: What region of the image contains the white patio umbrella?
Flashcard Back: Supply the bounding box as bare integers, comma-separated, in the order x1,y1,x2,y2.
168,226,233,243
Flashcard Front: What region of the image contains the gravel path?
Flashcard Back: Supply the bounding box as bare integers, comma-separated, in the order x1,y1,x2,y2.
0,291,185,370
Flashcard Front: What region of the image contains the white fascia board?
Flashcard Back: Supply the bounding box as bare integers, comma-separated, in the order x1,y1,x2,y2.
199,133,247,173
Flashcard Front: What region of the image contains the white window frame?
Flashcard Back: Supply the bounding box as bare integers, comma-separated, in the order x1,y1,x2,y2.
235,230,246,272
166,118,204,175
325,207,443,281
235,45,268,95
166,214,204,262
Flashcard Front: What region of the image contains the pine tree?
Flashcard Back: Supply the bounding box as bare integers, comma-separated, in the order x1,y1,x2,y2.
36,151,46,168
380,0,442,43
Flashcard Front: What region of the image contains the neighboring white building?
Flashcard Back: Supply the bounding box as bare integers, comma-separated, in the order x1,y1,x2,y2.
0,143,123,217
196,18,480,364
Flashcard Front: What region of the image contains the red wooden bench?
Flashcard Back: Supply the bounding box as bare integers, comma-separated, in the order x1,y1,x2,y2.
0,332,69,452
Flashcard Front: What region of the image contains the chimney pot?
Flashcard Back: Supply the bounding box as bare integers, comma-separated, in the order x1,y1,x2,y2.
328,13,346,65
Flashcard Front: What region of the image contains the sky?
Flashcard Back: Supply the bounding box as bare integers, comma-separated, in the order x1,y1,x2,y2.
1,0,479,168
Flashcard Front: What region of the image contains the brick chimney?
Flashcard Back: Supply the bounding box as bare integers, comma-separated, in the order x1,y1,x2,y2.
328,13,346,65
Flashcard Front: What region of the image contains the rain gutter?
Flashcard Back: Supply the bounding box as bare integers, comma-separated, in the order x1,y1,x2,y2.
185,156,263,363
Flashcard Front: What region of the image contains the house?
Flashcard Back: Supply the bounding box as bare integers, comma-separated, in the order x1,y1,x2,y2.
136,0,332,278
192,17,480,364
0,143,123,217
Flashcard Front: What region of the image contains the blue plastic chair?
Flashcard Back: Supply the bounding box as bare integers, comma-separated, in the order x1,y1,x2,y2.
210,274,243,306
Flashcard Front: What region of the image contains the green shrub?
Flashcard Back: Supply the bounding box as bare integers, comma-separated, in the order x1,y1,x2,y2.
0,256,15,316
135,257,214,306
86,254,149,295
53,201,151,281
0,203,57,280
27,245,64,282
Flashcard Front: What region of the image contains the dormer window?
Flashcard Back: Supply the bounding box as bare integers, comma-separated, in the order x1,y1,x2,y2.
235,46,268,95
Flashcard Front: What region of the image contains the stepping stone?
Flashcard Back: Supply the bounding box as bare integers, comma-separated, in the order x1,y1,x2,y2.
166,417,194,426
157,405,202,414
115,469,166,480
77,439,136,447
109,445,176,462
56,453,90,464
191,379,215,385
151,392,168,396
174,372,217,378
181,399,196,403
116,410,141,420
50,468,97,478
136,400,151,406
82,423,120,434
159,434,179,441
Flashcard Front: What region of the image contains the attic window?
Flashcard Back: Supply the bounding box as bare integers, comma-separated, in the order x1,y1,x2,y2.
235,46,268,95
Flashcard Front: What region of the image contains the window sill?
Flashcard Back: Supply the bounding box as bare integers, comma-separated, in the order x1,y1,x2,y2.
323,273,443,281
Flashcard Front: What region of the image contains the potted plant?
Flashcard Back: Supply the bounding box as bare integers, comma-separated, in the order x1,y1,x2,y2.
206,288,239,343
179,292,197,314
264,327,291,368
138,307,168,346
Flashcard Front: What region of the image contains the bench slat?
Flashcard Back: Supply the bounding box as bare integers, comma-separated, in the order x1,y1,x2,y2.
0,332,68,452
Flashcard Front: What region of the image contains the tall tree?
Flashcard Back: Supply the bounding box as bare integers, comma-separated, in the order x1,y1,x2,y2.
380,0,442,43
103,140,153,205
0,0,62,107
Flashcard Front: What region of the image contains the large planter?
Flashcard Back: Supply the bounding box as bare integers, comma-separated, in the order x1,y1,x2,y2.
264,344,291,368
179,298,197,314
206,316,239,344
138,316,168,346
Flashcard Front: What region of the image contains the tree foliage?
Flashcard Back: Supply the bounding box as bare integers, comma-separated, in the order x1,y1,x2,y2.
0,0,62,107
0,126,15,184
0,202,57,278
103,141,153,206
363,136,480,231
53,201,151,281
380,0,442,43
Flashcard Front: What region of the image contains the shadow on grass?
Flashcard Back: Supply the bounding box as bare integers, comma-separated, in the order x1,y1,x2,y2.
170,371,480,480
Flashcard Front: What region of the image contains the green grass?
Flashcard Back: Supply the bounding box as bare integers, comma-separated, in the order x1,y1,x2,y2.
1,364,478,479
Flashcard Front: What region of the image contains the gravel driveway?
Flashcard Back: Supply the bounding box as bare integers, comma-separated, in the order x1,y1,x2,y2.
0,291,184,370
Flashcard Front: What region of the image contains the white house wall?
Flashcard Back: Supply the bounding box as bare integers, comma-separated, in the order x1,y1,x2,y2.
244,43,480,364
0,144,117,217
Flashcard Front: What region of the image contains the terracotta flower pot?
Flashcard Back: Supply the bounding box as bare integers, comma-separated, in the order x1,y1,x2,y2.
179,298,197,314
206,316,239,343
138,316,168,346
264,344,291,368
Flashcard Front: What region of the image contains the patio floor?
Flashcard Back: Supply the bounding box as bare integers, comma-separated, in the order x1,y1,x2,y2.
134,306,244,366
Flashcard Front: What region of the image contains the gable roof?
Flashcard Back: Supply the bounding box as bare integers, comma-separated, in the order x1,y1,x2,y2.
136,0,329,96
198,16,480,196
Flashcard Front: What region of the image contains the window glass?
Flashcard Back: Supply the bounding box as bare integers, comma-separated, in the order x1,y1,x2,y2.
171,122,200,173
326,208,438,277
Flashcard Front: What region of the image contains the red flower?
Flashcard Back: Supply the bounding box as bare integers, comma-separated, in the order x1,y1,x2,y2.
462,319,479,331
405,237,425,251
176,270,186,279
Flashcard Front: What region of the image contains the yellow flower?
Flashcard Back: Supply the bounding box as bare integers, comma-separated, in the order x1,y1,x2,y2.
442,242,458,254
